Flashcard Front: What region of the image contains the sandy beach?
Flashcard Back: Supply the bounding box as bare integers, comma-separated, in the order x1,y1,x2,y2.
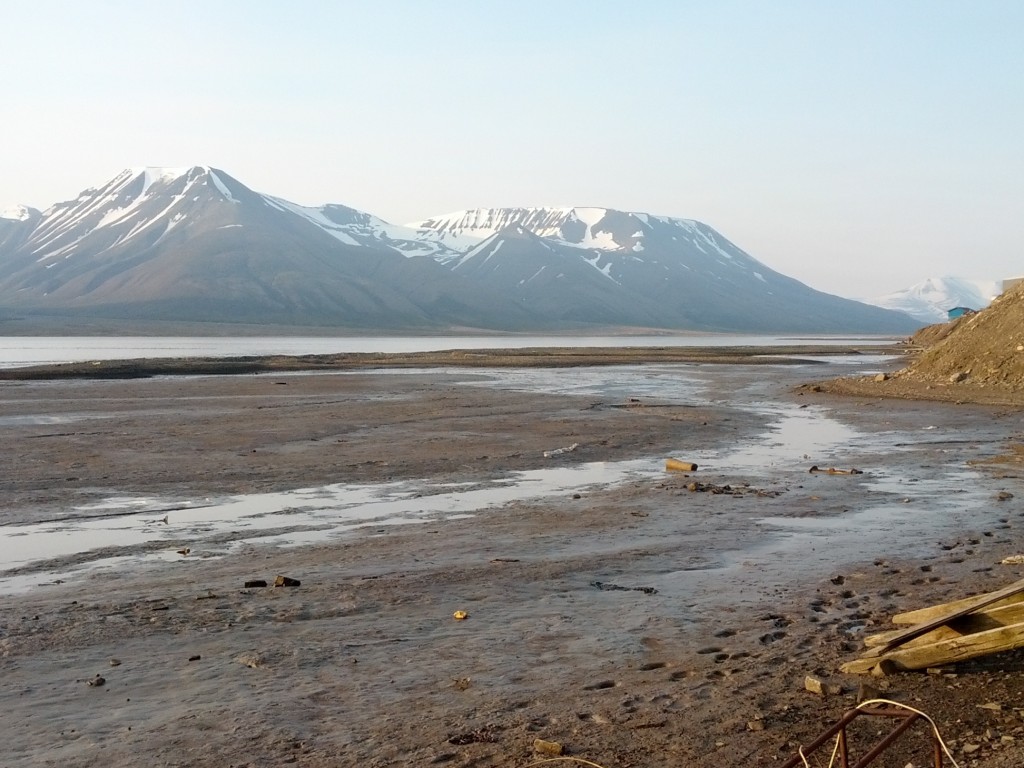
3,357,1024,767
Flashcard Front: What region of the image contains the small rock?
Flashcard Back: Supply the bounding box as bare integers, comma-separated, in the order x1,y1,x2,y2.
874,373,889,382
244,580,268,588
87,675,105,687
109,659,122,667
746,720,765,732
962,743,981,754
997,491,1014,501
830,574,846,585
978,702,1003,712
857,682,881,704
273,575,301,588
950,371,969,383
804,676,841,696
533,738,563,756
237,653,263,669
188,655,201,662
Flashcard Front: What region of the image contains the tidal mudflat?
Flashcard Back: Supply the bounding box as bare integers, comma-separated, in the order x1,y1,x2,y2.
2,356,1023,767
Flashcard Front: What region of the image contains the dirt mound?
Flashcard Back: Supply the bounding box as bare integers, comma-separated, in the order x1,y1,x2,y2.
808,281,1024,406
908,314,968,348
907,280,1024,389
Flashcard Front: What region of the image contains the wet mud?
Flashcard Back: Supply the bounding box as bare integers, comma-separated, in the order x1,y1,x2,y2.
2,360,1024,767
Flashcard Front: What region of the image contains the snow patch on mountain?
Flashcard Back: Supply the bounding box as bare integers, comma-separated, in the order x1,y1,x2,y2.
866,276,1001,323
1,205,36,221
136,167,192,196
262,196,360,246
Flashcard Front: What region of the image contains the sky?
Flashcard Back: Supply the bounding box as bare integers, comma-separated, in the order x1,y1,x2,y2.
2,0,1021,299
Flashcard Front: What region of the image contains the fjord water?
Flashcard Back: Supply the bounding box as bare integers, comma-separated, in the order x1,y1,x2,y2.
0,334,898,368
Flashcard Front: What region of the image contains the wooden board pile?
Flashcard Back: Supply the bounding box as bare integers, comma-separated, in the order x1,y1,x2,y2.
842,577,1024,674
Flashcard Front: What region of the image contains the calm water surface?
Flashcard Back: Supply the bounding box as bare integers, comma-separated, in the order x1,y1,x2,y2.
0,334,899,368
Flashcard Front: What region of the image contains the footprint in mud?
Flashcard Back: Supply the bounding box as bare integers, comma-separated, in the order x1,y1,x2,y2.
759,630,787,645
577,712,611,724
669,670,695,681
639,661,668,671
713,628,737,638
713,653,730,663
582,680,617,691
696,646,723,655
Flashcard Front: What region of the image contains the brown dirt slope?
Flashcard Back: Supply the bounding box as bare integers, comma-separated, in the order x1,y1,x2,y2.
908,279,1024,388
812,281,1024,406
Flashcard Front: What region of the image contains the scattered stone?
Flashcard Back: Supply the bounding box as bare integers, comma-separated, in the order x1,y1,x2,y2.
962,743,981,754
997,491,1014,501
87,675,105,687
746,719,765,732
244,580,268,588
533,738,564,756
176,547,190,556
950,371,969,383
273,575,301,587
109,659,122,667
804,676,842,696
237,653,263,669
857,682,881,703
452,610,469,620
452,677,471,690
978,702,1003,712
830,574,846,585
874,373,889,382
188,655,201,662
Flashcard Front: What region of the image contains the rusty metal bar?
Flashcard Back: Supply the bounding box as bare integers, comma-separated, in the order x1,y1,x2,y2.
850,712,922,768
780,705,945,768
779,709,862,768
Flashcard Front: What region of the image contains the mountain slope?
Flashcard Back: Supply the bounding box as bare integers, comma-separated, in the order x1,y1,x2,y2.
410,207,919,333
0,170,919,333
0,168,535,329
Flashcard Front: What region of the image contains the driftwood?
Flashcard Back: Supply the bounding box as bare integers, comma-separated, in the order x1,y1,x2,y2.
841,578,1024,674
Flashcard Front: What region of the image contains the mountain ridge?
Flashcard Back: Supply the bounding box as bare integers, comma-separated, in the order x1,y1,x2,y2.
0,166,920,334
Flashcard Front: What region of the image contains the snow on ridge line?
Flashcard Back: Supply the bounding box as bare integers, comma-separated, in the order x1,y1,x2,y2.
208,171,239,204
1,205,34,221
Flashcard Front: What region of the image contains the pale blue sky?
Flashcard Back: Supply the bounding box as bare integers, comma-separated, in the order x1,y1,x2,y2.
3,1,1021,298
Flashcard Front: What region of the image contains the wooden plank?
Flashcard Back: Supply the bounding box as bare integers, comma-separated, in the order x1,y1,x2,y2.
869,577,1024,656
878,619,1024,671
864,601,1024,648
892,591,1024,625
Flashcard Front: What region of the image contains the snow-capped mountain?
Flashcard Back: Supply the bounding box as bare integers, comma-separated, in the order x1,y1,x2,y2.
866,277,1001,324
0,167,919,333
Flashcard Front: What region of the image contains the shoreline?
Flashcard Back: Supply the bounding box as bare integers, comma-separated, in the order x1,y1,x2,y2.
0,343,903,380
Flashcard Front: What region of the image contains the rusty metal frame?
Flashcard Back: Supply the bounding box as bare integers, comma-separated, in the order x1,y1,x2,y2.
780,705,944,768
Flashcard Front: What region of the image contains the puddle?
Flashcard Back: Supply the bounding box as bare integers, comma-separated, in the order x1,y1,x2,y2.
696,404,860,475
2,358,1009,596
0,461,652,593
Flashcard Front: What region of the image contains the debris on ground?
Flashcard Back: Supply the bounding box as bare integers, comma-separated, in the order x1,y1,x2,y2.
591,581,658,595
809,465,864,475
665,457,698,472
842,577,1024,674
533,738,564,755
543,442,579,458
